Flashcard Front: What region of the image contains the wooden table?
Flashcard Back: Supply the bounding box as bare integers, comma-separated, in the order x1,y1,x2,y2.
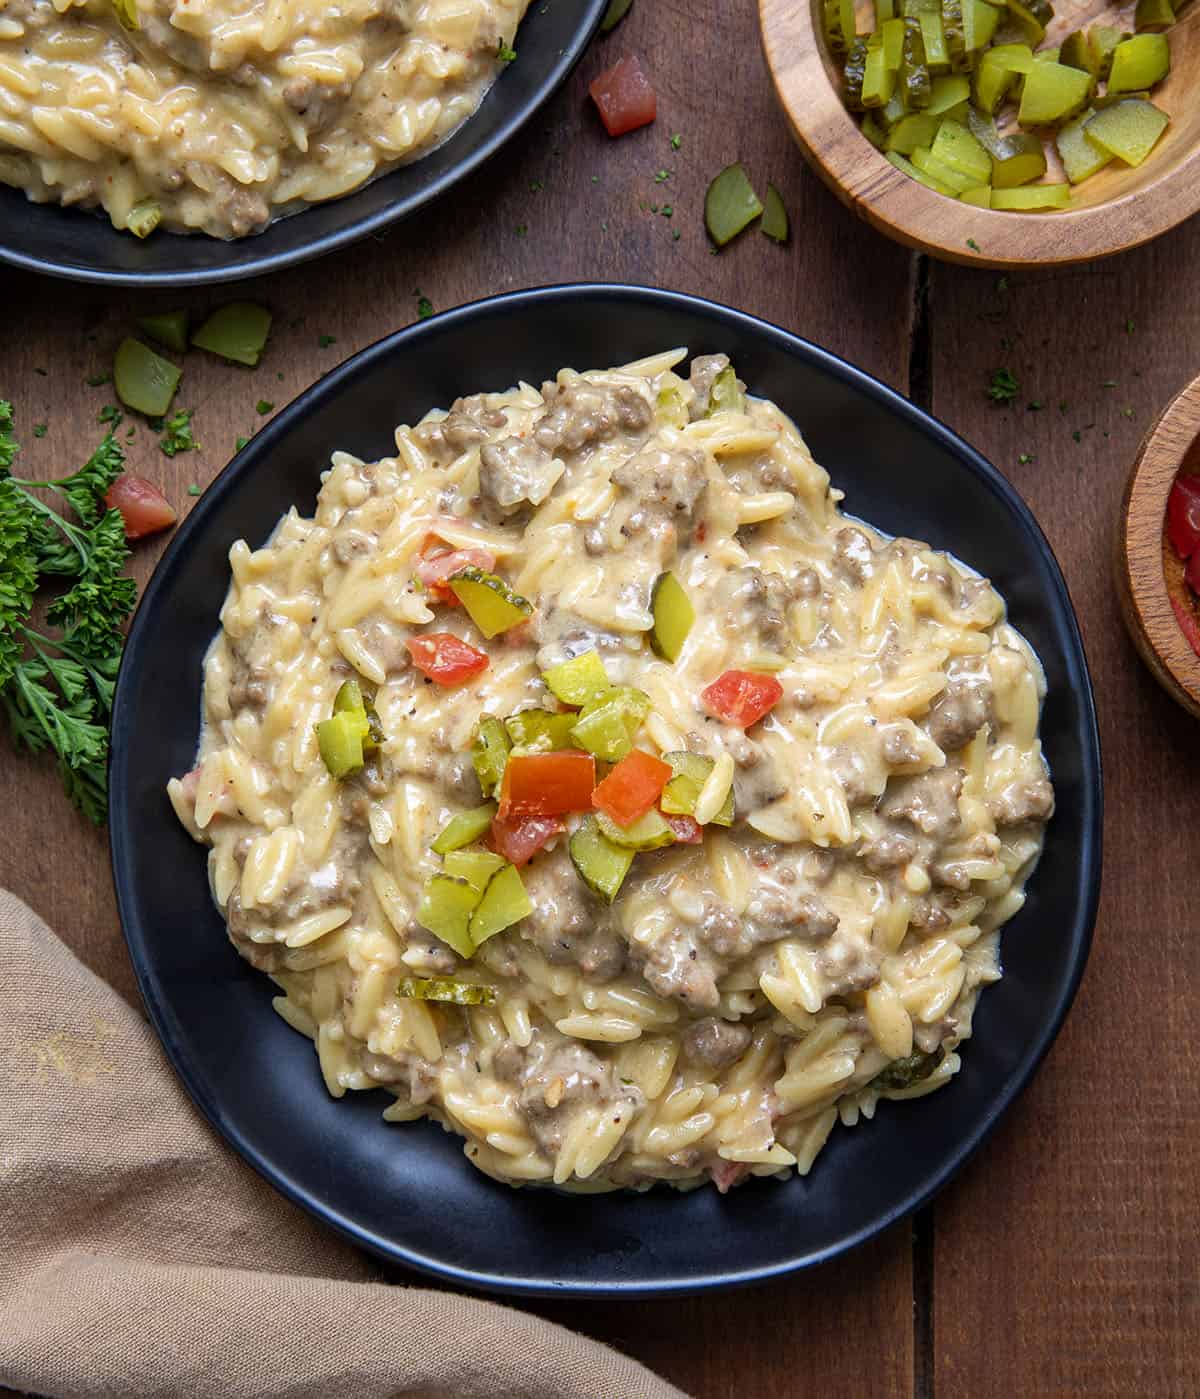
1,4,1197,1395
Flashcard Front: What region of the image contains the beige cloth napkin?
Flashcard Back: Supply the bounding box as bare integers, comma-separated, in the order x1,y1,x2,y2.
0,891,689,1399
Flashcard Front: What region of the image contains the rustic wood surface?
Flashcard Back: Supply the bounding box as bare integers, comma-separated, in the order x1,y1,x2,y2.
0,0,1196,1394
761,0,1200,269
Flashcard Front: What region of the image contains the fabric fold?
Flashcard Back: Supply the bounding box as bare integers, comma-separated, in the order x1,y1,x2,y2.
0,891,687,1399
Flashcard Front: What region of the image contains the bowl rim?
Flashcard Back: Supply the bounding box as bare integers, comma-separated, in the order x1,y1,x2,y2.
1119,371,1200,715
0,1,605,288
109,283,1103,1296
758,0,1200,270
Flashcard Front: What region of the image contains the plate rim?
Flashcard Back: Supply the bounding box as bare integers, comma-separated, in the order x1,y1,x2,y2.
0,1,606,288
109,283,1103,1297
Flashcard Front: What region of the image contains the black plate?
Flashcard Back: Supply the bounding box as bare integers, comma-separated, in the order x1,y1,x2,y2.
0,2,604,287
109,286,1102,1297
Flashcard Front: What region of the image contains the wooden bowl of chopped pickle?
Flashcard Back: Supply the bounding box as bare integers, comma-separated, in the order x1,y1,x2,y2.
760,0,1200,267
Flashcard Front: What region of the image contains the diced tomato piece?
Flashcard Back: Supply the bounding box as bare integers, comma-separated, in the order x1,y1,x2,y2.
1171,595,1200,658
487,813,565,867
416,546,497,603
701,670,784,728
1168,475,1200,560
104,475,177,541
1186,549,1200,598
663,813,704,844
589,55,656,138
404,632,489,685
710,1160,750,1194
592,748,673,827
497,751,596,819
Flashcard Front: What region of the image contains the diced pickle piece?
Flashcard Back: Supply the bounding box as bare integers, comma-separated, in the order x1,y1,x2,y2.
973,45,1033,113
707,364,745,415
966,105,1005,155
959,185,992,206
844,37,870,109
990,183,1071,208
1084,98,1169,166
569,815,635,902
191,302,272,367
398,977,496,1005
317,710,367,779
1056,109,1112,183
471,716,511,797
871,1045,945,1090
443,848,506,891
761,183,790,242
416,873,480,958
1017,62,1092,126
705,163,764,247
126,199,161,239
887,112,942,153
431,802,499,855
926,74,970,115
656,384,689,428
930,118,992,183
660,751,735,826
863,46,897,106
901,20,933,106
448,567,533,638
885,149,959,195
136,310,189,354
918,11,950,72
862,111,889,147
541,649,611,707
1107,34,1170,95
504,709,580,753
112,0,140,30
596,809,676,851
1004,0,1048,44
650,571,695,662
113,337,180,417
570,687,651,762
911,145,980,192
333,678,366,715
823,0,858,53
941,0,967,70
1087,27,1128,82
1134,0,1174,32
468,863,533,944
1058,30,1098,77
881,16,905,69
990,131,1048,186
961,0,1001,52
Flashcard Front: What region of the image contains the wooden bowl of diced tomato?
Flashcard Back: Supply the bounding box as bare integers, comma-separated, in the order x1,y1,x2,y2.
1117,371,1200,720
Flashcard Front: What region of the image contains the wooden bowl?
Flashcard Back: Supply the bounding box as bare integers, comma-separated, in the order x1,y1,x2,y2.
1116,372,1200,719
760,0,1200,268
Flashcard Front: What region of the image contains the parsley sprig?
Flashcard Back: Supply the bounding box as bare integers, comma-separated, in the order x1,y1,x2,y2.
0,401,136,821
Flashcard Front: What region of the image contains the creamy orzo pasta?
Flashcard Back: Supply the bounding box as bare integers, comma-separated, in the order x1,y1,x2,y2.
168,349,1055,1191
0,0,528,238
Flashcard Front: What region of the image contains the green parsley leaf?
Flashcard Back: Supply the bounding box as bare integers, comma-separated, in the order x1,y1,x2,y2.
235,436,249,451
1018,452,1034,465
986,368,1019,405
159,407,198,458
654,169,671,183
670,133,681,150
33,424,47,438
85,372,111,388
966,238,981,252
98,404,123,427
318,334,336,348
417,296,434,320
187,484,202,496
496,39,517,61
255,400,274,416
